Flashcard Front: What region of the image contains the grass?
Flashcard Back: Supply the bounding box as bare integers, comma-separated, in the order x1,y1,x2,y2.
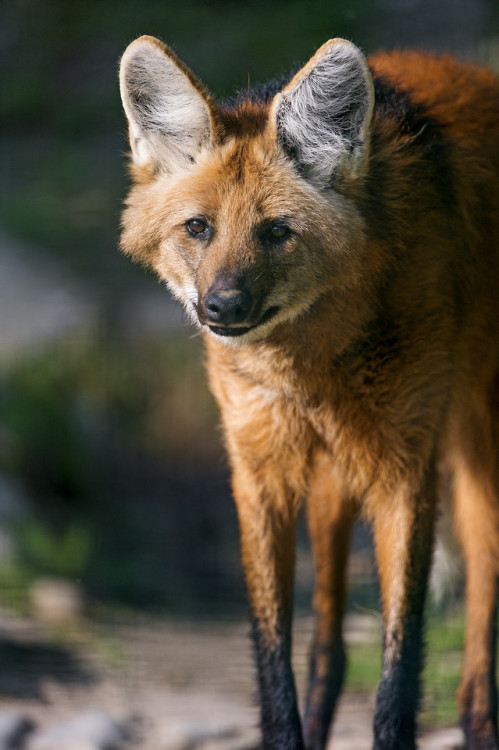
422,612,465,728
344,606,485,729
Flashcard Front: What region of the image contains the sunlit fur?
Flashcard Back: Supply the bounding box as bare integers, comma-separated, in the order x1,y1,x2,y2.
120,36,499,750
270,39,374,185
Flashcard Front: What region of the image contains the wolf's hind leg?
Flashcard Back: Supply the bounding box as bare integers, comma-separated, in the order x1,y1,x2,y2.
304,451,356,750
453,382,499,750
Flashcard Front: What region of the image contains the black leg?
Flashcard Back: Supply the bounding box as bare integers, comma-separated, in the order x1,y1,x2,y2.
371,468,437,750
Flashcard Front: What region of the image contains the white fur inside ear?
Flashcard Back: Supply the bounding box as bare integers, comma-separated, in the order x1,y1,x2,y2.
120,38,213,172
273,40,374,185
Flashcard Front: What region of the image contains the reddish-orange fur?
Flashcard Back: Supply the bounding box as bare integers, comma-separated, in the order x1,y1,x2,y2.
120,38,499,750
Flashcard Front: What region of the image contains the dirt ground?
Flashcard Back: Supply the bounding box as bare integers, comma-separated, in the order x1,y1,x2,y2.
0,602,466,750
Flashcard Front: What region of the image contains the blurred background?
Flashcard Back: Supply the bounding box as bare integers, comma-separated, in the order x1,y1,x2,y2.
0,1,498,748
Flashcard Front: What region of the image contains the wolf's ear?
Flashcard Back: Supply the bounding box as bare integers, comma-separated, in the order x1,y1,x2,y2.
270,39,374,186
120,36,218,173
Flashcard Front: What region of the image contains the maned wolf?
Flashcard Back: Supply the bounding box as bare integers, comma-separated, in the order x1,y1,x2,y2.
119,36,499,750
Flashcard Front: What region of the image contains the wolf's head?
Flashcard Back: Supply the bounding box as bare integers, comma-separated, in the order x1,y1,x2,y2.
119,36,374,344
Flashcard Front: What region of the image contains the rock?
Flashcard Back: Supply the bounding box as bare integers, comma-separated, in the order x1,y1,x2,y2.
27,711,129,750
155,721,236,750
0,712,35,750
29,578,85,625
202,737,260,750
31,741,95,750
327,732,372,749
420,727,465,750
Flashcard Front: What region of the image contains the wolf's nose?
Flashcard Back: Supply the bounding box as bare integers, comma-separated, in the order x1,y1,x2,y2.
203,287,253,326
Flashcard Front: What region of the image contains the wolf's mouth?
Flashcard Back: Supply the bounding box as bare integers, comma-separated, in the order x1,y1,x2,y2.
207,306,280,337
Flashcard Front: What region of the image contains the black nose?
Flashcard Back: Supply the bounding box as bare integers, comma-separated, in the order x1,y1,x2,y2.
203,287,253,326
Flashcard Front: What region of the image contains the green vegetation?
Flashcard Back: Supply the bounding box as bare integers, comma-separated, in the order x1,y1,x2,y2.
345,607,499,729
0,330,227,609
423,613,465,727
16,519,93,579
1,330,217,480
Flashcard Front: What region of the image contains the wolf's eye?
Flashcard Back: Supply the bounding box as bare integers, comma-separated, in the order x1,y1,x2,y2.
186,218,208,236
269,223,289,240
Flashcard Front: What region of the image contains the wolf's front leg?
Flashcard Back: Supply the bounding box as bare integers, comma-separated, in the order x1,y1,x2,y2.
370,465,438,750
232,459,305,750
